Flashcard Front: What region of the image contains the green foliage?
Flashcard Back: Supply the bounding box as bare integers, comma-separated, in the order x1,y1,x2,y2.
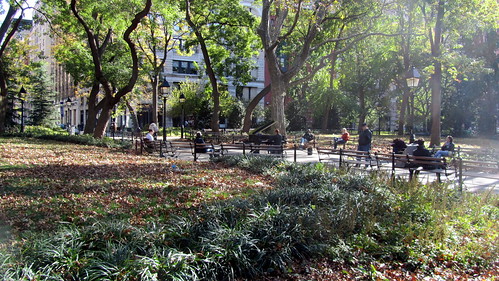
1,158,497,279
2,126,132,149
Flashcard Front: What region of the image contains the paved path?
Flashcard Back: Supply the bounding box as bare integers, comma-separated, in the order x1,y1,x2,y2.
167,146,499,195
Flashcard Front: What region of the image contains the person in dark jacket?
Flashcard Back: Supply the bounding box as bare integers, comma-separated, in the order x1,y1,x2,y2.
194,131,210,153
299,129,315,149
434,136,455,158
413,139,432,157
357,123,372,152
391,138,407,154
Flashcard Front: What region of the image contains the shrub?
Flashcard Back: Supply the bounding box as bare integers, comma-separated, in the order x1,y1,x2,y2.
1,126,132,149
1,157,497,280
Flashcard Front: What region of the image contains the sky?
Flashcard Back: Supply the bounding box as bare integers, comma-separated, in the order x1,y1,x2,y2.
0,0,36,23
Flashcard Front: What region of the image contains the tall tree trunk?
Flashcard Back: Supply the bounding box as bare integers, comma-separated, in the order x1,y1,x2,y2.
83,82,101,134
93,101,113,138
358,87,366,131
429,1,444,147
0,5,22,133
0,71,8,133
242,85,271,132
271,82,287,134
125,99,141,133
398,89,409,136
151,75,158,124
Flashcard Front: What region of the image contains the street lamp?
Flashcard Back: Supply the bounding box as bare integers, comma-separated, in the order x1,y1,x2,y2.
160,78,170,141
406,66,420,134
179,93,186,139
66,97,72,131
406,66,420,88
19,86,26,133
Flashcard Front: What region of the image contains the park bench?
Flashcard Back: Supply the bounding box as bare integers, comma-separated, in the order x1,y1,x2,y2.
374,152,455,182
406,155,454,182
454,158,499,189
137,139,175,157
317,148,374,168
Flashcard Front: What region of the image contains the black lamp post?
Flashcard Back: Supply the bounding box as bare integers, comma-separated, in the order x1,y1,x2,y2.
160,78,170,141
179,93,186,139
406,66,420,134
66,97,72,131
19,86,26,133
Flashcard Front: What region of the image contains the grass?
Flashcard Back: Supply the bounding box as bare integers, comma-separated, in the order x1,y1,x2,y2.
0,137,498,280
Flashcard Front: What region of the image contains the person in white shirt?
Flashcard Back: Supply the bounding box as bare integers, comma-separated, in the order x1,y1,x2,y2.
145,129,154,142
149,123,159,140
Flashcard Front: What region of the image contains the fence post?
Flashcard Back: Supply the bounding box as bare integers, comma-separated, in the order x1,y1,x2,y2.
294,144,297,162
339,149,343,167
458,157,463,193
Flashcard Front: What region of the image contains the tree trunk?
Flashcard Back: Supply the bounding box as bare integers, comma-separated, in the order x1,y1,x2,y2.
125,99,141,133
429,0,444,147
151,75,158,124
270,81,287,134
0,70,8,133
83,82,101,134
398,89,409,136
210,91,220,132
358,87,366,131
93,101,113,138
242,85,271,132
430,61,442,146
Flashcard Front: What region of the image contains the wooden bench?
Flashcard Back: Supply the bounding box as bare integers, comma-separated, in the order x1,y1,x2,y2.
374,152,456,182
317,148,374,168
455,158,499,189
406,155,454,182
137,139,175,157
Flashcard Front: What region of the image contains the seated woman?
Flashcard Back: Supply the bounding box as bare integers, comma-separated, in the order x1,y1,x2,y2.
434,136,455,158
333,128,350,149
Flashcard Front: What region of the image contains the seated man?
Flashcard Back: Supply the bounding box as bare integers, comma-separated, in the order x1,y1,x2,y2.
412,139,436,170
300,129,315,149
143,129,155,152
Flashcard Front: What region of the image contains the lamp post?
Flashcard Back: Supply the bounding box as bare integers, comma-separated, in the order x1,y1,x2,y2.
160,78,170,141
19,86,26,133
406,66,420,134
179,93,186,139
66,97,72,132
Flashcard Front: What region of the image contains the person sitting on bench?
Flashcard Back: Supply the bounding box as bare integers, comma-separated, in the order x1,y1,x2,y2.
143,129,155,152
194,131,212,154
299,129,315,149
434,135,455,158
333,128,350,149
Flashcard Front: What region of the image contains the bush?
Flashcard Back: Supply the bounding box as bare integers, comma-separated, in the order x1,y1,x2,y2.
2,126,132,149
1,158,498,280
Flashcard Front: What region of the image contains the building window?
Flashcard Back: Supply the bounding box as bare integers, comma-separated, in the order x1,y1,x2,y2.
172,60,197,75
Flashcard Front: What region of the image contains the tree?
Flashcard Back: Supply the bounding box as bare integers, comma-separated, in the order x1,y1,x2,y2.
43,0,153,138
184,0,258,132
420,0,498,145
135,2,180,125
0,0,31,133
28,63,58,126
250,0,386,134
